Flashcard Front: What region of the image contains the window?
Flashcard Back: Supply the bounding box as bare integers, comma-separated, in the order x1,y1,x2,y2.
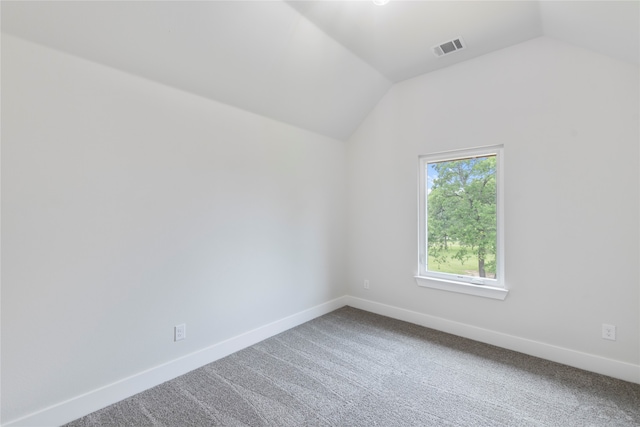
416,146,507,300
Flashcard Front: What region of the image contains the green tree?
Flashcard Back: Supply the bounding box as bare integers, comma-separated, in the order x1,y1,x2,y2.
427,156,496,277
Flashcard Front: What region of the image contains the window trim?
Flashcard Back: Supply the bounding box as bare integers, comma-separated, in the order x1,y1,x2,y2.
415,145,507,300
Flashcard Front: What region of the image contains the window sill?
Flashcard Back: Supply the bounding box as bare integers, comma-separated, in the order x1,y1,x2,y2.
414,276,508,300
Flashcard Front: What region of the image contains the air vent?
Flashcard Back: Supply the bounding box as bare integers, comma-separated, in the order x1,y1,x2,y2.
432,37,466,57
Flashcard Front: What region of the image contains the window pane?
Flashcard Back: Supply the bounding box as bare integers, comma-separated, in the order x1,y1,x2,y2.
426,155,497,279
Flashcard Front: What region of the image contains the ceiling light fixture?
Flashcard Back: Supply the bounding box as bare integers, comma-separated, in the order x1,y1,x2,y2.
372,0,390,5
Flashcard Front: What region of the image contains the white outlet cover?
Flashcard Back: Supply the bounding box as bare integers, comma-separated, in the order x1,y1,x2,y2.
175,324,186,341
602,324,616,341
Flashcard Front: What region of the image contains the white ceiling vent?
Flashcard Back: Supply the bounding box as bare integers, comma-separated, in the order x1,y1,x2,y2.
432,37,466,57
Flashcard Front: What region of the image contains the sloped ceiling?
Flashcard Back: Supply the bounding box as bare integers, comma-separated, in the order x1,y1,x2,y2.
287,0,543,82
2,1,638,141
539,1,639,65
2,1,391,140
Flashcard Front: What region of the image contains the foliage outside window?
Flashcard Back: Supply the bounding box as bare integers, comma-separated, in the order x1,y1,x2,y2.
417,146,505,297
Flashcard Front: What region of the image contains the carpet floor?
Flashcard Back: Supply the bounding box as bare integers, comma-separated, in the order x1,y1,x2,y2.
65,306,640,426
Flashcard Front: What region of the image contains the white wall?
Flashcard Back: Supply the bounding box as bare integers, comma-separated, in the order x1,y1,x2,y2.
1,34,346,424
346,37,639,372
3,31,639,426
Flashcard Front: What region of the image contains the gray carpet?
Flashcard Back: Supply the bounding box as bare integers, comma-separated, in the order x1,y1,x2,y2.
65,307,640,426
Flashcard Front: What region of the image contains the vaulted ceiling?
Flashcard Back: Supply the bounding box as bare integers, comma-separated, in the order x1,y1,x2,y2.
3,1,638,141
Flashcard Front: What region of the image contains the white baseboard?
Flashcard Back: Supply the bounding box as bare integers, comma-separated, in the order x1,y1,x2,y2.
6,295,638,426
3,296,349,427
345,296,640,385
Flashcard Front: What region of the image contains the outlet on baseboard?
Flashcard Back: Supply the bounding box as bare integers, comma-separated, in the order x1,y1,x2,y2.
175,324,186,341
602,324,616,341
364,280,370,290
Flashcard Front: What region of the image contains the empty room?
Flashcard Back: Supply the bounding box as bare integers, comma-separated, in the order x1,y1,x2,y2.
2,1,639,426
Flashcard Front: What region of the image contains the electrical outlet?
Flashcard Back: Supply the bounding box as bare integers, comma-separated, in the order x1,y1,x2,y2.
175,324,186,341
364,280,370,290
602,324,616,341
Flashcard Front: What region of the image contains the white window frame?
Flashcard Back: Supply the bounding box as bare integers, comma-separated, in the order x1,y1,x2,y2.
415,145,507,300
